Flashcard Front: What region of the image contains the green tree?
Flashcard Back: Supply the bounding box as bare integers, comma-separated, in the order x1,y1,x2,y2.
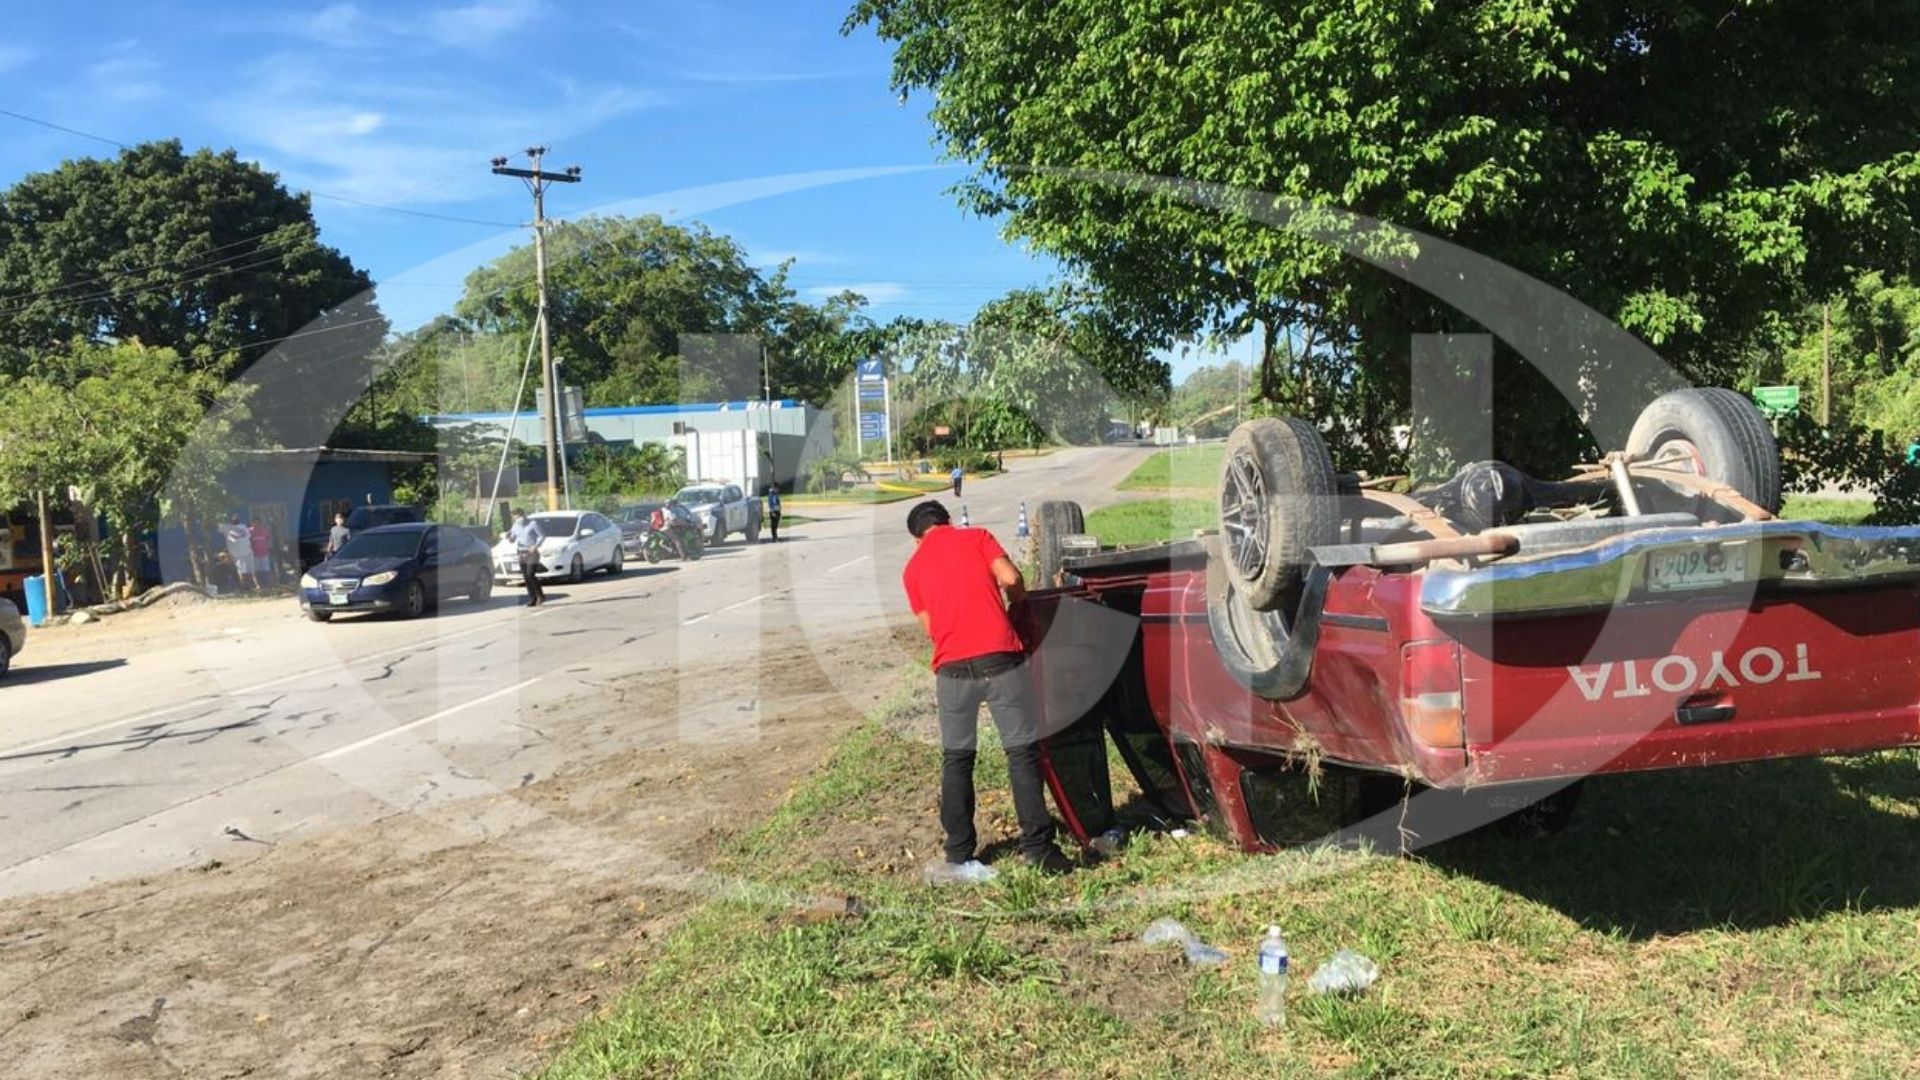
0,341,248,596
1169,360,1251,438
0,140,378,381
849,1,1920,472
457,215,791,405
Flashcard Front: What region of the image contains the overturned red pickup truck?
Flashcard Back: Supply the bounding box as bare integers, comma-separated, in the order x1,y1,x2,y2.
1023,389,1920,852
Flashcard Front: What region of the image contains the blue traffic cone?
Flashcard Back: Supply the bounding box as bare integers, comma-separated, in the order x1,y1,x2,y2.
1016,500,1029,538
960,504,970,527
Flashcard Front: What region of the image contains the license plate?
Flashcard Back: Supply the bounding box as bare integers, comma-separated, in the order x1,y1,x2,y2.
503,560,519,572
328,594,350,606
1647,544,1749,592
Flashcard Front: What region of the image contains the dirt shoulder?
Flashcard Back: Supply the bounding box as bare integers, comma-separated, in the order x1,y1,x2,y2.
0,624,917,1080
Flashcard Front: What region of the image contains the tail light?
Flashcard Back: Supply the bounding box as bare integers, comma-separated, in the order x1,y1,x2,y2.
1401,640,1465,748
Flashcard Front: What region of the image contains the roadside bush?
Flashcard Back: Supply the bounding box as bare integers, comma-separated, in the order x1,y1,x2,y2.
932,448,998,474
430,492,482,527
805,451,869,492
1774,410,1920,523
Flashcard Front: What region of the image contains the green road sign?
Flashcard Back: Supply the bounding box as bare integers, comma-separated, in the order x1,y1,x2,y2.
1753,385,1800,414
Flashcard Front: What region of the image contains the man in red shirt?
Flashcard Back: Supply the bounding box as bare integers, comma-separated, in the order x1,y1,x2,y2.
902,501,1073,875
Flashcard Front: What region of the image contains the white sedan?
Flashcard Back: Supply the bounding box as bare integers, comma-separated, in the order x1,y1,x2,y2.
0,597,24,679
492,511,625,584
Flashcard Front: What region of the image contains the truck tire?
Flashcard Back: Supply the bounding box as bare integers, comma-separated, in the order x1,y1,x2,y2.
1205,546,1330,701
1218,417,1340,612
1034,500,1086,589
1625,387,1781,514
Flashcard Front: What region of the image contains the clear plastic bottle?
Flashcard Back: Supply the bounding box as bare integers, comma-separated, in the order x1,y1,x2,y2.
1256,925,1289,1028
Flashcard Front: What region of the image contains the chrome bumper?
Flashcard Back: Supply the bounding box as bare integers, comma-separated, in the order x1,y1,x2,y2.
1420,521,1920,619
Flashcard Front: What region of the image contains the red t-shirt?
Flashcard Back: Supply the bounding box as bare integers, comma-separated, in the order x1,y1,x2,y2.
902,525,1024,670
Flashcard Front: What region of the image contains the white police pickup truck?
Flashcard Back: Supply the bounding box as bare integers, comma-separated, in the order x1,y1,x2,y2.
673,482,762,545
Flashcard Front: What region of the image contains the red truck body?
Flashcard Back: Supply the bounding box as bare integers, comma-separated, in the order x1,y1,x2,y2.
1023,522,1920,852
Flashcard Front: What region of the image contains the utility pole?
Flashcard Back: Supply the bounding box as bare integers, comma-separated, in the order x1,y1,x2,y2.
760,340,772,490
35,489,55,619
1821,300,1833,427
492,147,581,511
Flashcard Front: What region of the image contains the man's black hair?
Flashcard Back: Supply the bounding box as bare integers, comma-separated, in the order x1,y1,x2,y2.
906,500,951,538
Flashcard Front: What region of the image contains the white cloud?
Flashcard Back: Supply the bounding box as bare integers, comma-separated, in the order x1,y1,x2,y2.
425,0,540,48
749,248,846,269
88,41,163,102
276,0,538,51
301,2,369,45
208,51,656,207
806,282,909,304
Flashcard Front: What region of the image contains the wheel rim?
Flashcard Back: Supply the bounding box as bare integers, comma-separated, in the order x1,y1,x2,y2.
408,583,424,616
1220,449,1272,581
1645,434,1706,477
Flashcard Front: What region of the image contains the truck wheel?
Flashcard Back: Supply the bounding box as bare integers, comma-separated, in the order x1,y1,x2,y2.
1204,554,1329,701
1218,417,1340,612
1034,500,1086,588
1625,387,1781,514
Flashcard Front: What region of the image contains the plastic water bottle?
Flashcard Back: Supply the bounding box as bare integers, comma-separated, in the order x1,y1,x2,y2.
1256,925,1289,1028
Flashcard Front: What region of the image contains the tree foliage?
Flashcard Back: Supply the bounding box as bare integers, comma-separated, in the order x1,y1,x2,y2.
457,215,853,407
0,341,249,596
849,0,1920,472
0,140,377,381
891,287,1165,451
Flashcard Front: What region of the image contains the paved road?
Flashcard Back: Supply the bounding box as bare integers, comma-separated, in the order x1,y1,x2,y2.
0,446,1152,898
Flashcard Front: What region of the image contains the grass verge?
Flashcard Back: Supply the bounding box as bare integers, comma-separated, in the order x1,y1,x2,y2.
786,478,953,507
1085,497,1216,547
1781,494,1876,525
540,679,1920,1079
1117,444,1225,492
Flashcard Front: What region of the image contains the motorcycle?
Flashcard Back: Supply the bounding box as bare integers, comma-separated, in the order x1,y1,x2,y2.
643,507,704,563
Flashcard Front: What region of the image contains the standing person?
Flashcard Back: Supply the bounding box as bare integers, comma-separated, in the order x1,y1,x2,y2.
222,515,257,592
1906,434,1920,468
505,508,546,607
763,483,782,543
249,518,274,586
325,511,352,558
949,464,964,497
902,500,1073,875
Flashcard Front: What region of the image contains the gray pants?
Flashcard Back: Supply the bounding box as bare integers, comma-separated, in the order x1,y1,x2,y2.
936,651,1056,862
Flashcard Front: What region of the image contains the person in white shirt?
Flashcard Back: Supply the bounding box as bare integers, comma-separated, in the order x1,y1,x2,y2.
504,509,546,606
222,516,257,592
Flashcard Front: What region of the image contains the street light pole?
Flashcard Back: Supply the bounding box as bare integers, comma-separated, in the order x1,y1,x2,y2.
492,147,581,512
760,339,772,491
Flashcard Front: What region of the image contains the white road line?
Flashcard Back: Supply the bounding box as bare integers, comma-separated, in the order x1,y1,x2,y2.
2,603,548,756
315,677,540,762
682,613,711,625
714,590,776,615
827,555,870,573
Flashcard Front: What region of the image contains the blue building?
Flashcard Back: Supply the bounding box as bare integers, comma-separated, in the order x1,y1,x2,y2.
157,447,436,580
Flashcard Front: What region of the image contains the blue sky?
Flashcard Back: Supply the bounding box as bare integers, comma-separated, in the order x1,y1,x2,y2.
0,1,1232,381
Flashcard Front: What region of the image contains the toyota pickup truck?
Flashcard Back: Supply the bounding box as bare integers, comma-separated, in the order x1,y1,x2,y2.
1021,388,1920,852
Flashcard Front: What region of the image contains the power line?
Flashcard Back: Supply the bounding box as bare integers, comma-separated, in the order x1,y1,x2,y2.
0,231,307,310
0,249,310,319
0,107,517,229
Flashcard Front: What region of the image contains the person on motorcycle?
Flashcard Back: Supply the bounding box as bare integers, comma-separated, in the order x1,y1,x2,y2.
647,500,699,561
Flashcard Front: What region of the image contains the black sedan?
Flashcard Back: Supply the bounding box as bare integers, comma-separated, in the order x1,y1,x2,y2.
298,524,493,622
